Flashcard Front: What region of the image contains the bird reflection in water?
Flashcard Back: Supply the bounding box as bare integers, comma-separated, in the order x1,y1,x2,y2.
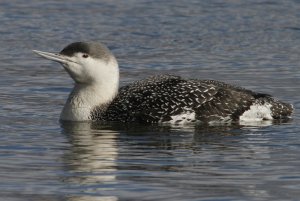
61,121,119,201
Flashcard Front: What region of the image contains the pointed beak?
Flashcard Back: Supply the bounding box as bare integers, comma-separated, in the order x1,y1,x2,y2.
32,50,77,65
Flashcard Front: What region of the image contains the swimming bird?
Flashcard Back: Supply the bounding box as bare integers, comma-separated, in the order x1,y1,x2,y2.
33,41,293,124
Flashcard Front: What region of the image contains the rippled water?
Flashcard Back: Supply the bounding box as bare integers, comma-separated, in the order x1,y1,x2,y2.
1,0,300,200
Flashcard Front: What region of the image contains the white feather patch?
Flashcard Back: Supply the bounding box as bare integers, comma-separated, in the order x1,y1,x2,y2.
166,111,197,124
239,103,273,122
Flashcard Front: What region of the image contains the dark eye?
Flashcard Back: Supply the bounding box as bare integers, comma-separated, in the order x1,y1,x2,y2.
82,54,89,58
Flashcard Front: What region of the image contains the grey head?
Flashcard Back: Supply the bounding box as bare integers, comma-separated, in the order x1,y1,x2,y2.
33,41,119,84
60,41,112,63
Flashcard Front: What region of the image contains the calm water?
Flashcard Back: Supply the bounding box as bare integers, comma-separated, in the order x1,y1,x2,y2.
1,0,300,200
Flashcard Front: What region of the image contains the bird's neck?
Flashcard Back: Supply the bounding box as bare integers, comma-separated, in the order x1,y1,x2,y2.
60,78,119,121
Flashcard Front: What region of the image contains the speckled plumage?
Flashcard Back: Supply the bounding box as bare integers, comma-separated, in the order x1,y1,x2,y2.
91,74,293,123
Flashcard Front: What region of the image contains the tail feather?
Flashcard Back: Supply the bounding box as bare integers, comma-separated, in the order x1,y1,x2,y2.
256,96,293,119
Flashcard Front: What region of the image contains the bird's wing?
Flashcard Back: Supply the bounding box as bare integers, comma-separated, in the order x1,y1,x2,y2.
115,76,220,123
195,86,255,122
107,75,261,123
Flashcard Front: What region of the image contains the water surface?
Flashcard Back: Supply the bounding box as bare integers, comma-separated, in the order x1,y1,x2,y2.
1,0,300,200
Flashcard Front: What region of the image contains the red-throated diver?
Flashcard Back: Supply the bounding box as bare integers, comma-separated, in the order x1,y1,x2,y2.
33,41,293,124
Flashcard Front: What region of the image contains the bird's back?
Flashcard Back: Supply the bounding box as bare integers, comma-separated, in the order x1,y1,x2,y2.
92,75,293,124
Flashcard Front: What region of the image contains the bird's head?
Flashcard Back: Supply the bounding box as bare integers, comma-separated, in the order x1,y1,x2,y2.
33,41,119,85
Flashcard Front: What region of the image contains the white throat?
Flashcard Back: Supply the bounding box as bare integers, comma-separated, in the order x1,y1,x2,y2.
60,59,119,121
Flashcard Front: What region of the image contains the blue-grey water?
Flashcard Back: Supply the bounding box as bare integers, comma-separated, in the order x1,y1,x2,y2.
1,0,300,200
